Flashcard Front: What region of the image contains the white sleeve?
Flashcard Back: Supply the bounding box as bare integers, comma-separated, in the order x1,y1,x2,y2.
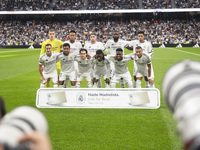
148,42,153,58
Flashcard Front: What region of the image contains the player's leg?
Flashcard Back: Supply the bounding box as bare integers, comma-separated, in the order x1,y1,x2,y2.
123,72,133,88
120,78,125,88
86,72,92,88
64,78,69,88
103,74,110,88
144,76,150,88
76,73,83,88
133,61,138,88
52,72,58,88
59,72,66,88
150,64,155,88
40,73,48,88
110,73,120,88
93,78,98,88
40,65,50,88
136,72,143,88
69,71,77,88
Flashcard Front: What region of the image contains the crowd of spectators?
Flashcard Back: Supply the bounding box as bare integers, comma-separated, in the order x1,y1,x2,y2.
0,17,199,46
0,0,199,11
142,0,172,9
87,0,139,10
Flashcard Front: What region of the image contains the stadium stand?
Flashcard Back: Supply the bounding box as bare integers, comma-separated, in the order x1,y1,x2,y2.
0,13,199,46
0,0,199,11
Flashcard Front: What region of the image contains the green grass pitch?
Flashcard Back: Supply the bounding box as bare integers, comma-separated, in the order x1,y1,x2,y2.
0,47,200,149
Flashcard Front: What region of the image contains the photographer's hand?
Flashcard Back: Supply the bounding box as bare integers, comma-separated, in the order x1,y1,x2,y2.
19,132,52,150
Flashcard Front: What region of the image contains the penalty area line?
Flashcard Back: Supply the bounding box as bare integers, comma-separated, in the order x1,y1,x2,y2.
168,48,200,57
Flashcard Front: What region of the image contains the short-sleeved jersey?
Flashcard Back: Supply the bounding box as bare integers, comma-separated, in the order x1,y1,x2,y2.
75,56,92,73
129,52,151,71
39,52,60,74
40,39,63,56
57,53,77,73
91,58,110,74
63,41,82,55
108,55,132,74
129,40,153,57
105,39,129,55
84,41,105,57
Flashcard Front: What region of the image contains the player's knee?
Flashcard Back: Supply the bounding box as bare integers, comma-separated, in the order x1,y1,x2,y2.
110,82,116,88
87,82,92,88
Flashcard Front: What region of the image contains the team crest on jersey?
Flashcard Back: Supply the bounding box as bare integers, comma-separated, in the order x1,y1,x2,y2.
70,56,72,59
75,44,77,47
119,42,121,45
53,56,55,58
144,45,146,48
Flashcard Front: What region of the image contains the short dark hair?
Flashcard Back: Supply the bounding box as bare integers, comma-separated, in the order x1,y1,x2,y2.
96,49,105,60
137,31,144,35
45,44,52,47
63,43,70,48
0,96,6,119
96,49,104,55
80,48,88,54
90,32,96,36
116,48,123,52
70,30,76,34
49,28,55,33
135,46,142,50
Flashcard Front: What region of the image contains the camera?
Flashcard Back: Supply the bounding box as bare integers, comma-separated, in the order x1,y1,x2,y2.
0,106,48,150
162,60,200,150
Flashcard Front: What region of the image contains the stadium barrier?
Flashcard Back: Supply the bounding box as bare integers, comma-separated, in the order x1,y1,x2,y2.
0,44,196,49
36,88,160,109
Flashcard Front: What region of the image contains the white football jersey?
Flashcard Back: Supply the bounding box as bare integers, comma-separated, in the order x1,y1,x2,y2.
129,40,153,57
91,58,110,75
129,52,151,72
39,52,59,74
84,41,105,57
63,41,82,55
105,39,129,55
109,55,132,74
75,56,92,73
57,53,77,73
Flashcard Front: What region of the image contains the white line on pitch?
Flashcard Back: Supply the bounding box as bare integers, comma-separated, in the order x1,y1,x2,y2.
167,48,200,57
0,49,40,54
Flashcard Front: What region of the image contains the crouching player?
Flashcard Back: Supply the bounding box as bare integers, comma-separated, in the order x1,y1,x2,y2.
57,43,77,88
109,48,133,88
129,46,154,88
39,44,60,88
75,49,92,88
92,50,110,88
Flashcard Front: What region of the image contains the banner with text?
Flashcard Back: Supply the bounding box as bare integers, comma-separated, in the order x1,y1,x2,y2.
36,88,160,109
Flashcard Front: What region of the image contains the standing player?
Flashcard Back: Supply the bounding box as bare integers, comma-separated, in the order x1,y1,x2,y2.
91,50,110,88
40,28,63,87
109,48,133,88
105,32,130,88
39,44,60,88
129,46,154,88
63,30,82,87
57,43,77,88
75,49,92,88
128,31,154,88
84,32,105,87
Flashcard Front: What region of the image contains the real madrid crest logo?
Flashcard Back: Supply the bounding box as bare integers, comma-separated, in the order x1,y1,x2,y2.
53,56,55,58
76,92,86,104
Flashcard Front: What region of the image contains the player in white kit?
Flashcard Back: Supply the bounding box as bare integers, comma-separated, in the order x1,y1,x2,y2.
63,30,82,87
109,48,133,88
57,43,77,88
128,31,154,88
91,50,110,88
75,49,92,88
84,32,105,87
39,44,59,88
129,46,154,88
105,32,129,88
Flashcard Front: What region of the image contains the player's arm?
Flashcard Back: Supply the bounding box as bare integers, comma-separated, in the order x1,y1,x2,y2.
106,59,111,76
39,64,44,82
124,41,133,51
148,42,154,57
147,63,153,84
